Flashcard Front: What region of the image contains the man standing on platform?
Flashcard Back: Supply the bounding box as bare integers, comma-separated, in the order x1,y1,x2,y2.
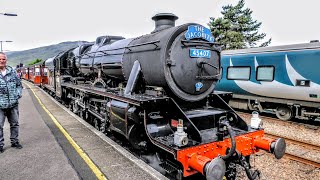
0,52,23,153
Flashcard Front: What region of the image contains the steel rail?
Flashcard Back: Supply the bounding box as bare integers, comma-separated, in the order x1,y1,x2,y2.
284,152,320,168
266,133,320,168
265,133,320,151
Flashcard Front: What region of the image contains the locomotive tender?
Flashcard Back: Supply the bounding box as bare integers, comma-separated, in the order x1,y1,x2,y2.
216,42,320,121
37,13,285,179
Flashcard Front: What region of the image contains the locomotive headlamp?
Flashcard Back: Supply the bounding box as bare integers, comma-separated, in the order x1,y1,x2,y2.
250,111,262,129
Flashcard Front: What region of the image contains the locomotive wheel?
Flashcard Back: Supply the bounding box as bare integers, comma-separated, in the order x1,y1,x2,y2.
176,170,183,180
100,123,106,133
128,124,147,150
79,110,87,120
79,110,83,118
276,106,293,121
72,102,79,114
68,103,73,112
92,78,107,88
93,118,100,131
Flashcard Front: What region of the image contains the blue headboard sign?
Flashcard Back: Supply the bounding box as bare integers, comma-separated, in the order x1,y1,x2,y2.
185,25,214,42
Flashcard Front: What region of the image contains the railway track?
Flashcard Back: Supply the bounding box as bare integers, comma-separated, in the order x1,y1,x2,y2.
237,111,320,168
266,133,320,168
265,133,320,152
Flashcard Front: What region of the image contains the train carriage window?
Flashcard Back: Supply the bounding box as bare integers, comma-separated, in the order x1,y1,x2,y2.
256,66,274,81
227,66,250,80
43,68,48,76
35,68,40,76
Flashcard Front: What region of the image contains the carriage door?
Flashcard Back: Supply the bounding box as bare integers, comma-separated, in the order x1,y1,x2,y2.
34,66,41,85
41,67,48,85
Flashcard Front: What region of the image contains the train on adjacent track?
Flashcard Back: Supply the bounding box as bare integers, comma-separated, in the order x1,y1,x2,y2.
216,42,320,121
20,13,285,180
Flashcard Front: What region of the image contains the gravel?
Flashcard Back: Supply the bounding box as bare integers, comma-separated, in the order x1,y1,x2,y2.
250,153,320,180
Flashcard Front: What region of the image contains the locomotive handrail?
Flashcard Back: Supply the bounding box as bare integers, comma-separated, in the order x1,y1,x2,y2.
76,40,161,59
76,47,125,59
125,40,160,52
80,53,95,58
78,51,124,59
202,62,219,69
196,74,221,80
181,40,221,50
98,51,109,55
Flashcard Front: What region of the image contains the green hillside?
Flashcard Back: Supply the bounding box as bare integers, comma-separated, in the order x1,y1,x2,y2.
6,41,87,67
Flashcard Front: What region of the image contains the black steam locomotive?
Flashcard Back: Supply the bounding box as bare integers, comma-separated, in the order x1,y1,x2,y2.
42,13,285,179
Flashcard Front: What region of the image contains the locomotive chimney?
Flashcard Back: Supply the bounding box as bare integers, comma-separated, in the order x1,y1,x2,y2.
151,13,178,33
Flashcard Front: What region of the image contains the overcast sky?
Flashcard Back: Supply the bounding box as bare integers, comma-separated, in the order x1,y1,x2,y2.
1,0,319,51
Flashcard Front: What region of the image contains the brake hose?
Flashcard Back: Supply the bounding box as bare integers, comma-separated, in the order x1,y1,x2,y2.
220,121,236,160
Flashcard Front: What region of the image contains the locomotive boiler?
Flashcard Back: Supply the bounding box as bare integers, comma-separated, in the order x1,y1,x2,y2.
69,13,220,102
43,13,286,180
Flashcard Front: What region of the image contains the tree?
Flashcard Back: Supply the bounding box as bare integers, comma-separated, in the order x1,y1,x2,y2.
28,58,42,65
208,0,271,50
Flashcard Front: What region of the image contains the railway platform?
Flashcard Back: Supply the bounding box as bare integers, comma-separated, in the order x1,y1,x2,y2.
0,81,167,180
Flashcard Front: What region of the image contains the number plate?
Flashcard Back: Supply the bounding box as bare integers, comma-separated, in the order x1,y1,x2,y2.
190,49,211,59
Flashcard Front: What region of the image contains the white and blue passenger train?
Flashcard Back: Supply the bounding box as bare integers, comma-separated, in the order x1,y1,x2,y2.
216,41,320,121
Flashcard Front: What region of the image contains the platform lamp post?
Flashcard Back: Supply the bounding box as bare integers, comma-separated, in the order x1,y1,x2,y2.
0,41,13,52
0,13,17,16
0,12,17,52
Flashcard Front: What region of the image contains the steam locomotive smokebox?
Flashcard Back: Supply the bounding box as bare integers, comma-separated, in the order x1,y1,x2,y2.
122,13,220,101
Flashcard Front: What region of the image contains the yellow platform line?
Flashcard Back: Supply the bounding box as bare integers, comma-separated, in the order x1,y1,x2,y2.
24,83,107,180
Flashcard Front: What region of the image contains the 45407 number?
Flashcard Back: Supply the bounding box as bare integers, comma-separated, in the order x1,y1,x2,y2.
189,49,211,59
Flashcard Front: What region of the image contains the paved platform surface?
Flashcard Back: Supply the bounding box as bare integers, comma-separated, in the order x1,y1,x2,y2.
0,85,79,180
0,81,168,180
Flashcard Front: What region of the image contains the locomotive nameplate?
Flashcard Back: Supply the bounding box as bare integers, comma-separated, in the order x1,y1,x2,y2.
190,48,211,59
184,25,214,42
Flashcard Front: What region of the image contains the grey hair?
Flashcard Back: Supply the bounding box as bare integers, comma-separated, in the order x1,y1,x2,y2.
0,52,7,58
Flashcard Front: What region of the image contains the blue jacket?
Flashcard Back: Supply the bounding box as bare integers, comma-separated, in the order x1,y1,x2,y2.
0,66,22,109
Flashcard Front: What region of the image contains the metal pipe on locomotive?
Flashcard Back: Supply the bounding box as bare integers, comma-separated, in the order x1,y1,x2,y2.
41,13,286,179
